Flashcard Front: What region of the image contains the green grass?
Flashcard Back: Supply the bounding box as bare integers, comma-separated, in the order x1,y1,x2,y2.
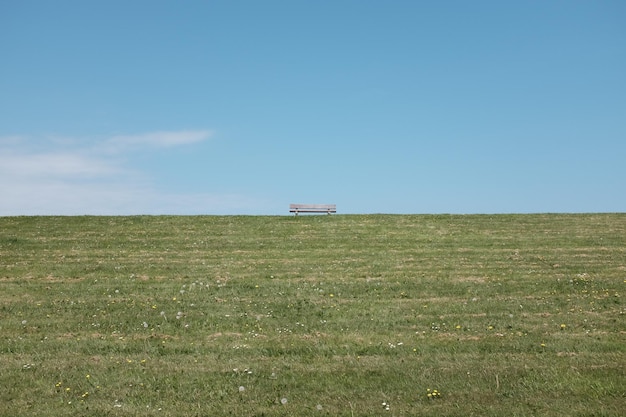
1,214,624,416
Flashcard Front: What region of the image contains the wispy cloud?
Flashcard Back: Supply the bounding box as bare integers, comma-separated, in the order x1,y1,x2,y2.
0,130,267,215
99,130,213,153
0,151,124,179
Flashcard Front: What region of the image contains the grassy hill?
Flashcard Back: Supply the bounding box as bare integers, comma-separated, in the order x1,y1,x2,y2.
1,214,624,416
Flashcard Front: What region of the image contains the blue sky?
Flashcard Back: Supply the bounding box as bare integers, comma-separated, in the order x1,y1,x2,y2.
1,1,625,215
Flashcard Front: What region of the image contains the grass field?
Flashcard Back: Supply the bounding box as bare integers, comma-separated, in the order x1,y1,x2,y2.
1,214,624,416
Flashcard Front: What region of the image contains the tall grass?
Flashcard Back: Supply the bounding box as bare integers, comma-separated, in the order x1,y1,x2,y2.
1,214,624,416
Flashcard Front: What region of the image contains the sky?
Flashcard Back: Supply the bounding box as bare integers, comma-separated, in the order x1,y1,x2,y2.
1,0,625,215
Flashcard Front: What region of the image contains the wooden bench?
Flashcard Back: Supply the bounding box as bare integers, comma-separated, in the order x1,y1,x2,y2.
289,204,336,215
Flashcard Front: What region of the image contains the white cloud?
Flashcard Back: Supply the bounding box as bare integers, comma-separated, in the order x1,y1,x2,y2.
0,135,25,146
0,151,124,179
0,177,262,215
100,130,214,153
0,130,268,215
